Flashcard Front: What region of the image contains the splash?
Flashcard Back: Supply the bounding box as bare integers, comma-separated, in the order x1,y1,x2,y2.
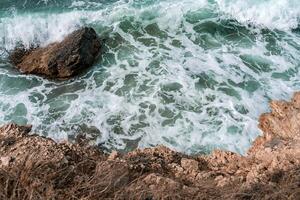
217,0,300,30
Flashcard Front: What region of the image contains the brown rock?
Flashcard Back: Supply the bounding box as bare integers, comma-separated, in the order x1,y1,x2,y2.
258,93,300,140
108,150,118,160
0,92,300,199
181,158,199,172
0,156,13,166
9,27,101,78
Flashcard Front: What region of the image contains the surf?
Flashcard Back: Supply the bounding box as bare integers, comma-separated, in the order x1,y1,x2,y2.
0,0,299,155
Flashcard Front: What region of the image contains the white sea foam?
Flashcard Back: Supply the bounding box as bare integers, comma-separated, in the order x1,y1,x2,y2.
0,11,90,50
217,0,300,30
1,0,299,50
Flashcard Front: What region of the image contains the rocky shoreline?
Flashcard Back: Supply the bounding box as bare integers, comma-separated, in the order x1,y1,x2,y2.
1,27,299,200
0,93,299,199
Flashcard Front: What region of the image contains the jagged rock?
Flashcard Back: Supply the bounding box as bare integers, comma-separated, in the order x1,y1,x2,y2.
9,27,101,78
0,93,299,199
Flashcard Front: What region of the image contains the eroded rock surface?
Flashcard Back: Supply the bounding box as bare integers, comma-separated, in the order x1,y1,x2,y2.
9,27,101,78
0,94,299,199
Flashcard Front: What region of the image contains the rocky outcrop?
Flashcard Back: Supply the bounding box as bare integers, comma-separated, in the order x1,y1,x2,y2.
0,94,299,199
9,27,101,78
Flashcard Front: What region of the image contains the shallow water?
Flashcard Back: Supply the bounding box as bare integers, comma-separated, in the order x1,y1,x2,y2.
0,0,299,154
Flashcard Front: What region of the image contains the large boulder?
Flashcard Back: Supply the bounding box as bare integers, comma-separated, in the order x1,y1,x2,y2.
9,27,101,78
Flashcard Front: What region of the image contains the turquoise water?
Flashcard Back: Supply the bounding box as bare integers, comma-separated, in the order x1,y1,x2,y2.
0,0,299,154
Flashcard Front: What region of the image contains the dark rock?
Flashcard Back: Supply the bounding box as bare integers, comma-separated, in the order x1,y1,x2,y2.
9,27,101,78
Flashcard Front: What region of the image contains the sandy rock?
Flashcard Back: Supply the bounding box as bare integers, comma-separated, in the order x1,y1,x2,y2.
0,156,13,166
181,158,199,172
108,150,118,160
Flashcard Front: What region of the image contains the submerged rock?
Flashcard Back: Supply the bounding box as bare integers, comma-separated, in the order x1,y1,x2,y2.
9,27,101,78
0,93,299,199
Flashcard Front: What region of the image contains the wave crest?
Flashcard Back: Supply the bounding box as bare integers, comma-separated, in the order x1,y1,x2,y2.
217,0,300,30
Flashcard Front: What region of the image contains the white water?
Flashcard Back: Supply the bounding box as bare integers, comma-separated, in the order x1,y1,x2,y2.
217,0,300,30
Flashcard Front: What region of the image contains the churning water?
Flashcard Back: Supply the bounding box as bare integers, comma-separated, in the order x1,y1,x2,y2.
0,0,299,154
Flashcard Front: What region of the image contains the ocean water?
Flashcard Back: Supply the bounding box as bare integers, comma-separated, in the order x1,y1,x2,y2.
0,0,299,154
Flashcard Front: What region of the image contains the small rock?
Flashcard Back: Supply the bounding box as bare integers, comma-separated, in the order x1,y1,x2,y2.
181,158,199,172
108,150,118,160
0,156,13,166
216,177,229,187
